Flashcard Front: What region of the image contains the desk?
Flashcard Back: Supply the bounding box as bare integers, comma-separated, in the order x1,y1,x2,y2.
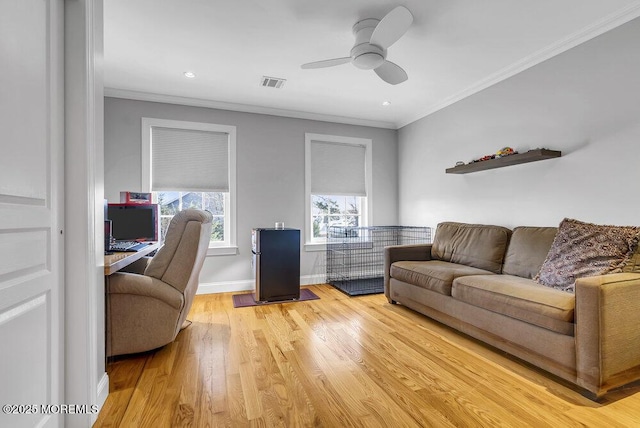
104,242,160,275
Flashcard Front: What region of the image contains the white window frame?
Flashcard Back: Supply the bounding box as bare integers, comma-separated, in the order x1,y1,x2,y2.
304,133,373,251
142,117,237,256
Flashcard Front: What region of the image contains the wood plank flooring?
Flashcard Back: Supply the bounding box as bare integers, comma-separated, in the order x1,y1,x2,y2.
94,284,640,427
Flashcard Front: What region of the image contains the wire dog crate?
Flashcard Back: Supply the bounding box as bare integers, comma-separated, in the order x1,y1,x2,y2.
326,226,432,296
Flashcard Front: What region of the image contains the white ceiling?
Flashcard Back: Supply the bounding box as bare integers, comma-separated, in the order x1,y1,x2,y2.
104,0,640,129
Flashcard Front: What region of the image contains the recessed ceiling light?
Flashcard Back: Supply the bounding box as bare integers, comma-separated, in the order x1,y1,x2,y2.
382,101,391,106
184,71,196,79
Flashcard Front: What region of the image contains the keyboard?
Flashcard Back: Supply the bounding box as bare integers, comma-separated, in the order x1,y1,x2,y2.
110,241,151,252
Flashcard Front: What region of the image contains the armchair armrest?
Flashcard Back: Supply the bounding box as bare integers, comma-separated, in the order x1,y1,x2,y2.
575,272,640,397
384,244,433,301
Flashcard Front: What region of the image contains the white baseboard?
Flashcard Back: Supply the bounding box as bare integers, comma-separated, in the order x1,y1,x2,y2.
93,373,109,424
196,274,327,295
196,279,254,295
301,274,326,286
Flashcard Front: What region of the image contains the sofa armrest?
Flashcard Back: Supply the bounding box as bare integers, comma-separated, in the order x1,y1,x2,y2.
384,244,433,302
575,272,640,396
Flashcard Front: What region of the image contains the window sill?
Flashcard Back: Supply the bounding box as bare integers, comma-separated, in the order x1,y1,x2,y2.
304,242,326,252
207,246,238,256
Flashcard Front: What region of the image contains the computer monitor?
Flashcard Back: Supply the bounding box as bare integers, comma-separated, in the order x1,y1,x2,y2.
107,203,159,241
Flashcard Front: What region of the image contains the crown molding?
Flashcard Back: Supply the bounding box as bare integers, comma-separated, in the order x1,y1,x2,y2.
398,1,640,128
104,88,397,130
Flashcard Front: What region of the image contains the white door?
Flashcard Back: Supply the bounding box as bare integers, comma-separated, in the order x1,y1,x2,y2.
0,1,64,427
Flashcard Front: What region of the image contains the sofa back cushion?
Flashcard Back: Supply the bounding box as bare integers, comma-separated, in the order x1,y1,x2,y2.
431,222,512,273
503,226,558,279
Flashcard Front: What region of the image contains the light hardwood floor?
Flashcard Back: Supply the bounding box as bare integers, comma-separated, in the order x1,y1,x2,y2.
94,284,640,427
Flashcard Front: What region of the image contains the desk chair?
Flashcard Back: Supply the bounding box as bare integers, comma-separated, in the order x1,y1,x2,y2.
106,208,213,357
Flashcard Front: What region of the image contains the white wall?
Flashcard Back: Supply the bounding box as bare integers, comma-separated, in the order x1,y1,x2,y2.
104,98,398,291
398,17,640,230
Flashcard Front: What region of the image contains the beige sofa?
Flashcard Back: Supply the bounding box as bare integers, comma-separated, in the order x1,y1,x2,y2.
384,221,640,399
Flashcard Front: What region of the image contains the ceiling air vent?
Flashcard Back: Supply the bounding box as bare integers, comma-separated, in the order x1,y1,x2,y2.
260,76,286,88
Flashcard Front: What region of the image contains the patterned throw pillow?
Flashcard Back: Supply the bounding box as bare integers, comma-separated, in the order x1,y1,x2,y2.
535,218,640,293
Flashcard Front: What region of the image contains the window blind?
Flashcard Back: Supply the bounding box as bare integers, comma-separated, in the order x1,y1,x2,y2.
310,140,367,196
151,127,229,192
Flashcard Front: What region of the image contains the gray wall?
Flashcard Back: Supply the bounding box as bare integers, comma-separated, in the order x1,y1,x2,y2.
398,17,640,230
104,98,398,290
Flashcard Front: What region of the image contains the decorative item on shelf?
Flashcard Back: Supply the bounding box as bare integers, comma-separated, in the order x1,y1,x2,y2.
455,161,465,166
469,146,518,163
496,147,517,157
471,154,495,163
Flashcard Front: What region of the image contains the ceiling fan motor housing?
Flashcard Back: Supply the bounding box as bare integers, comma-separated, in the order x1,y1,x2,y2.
351,18,386,70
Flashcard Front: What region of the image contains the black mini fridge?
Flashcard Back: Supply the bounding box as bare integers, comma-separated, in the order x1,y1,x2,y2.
251,228,300,302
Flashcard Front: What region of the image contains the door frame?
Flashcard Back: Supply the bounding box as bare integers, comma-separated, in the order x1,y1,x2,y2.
64,0,107,426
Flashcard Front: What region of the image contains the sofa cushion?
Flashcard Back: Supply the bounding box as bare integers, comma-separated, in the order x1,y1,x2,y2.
535,218,640,293
452,274,575,336
391,260,495,296
503,226,558,279
431,222,512,274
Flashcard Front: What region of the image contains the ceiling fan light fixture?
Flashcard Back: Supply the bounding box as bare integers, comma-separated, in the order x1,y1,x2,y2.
184,71,196,79
353,52,385,70
382,101,391,106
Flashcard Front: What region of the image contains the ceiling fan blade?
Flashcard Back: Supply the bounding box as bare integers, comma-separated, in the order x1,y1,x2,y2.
301,57,351,69
369,6,413,49
374,60,408,85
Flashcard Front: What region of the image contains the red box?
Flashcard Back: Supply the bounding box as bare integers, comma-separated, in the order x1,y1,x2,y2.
120,191,152,204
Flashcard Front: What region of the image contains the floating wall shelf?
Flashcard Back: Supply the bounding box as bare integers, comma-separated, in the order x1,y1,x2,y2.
445,149,561,174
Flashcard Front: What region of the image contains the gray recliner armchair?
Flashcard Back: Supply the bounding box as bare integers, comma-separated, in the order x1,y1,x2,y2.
106,208,213,357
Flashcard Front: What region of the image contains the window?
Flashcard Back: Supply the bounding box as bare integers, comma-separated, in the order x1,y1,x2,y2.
305,133,372,249
311,195,364,239
156,191,227,243
142,118,237,255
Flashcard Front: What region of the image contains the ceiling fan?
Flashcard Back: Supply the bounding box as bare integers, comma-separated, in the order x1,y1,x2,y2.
301,6,413,85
